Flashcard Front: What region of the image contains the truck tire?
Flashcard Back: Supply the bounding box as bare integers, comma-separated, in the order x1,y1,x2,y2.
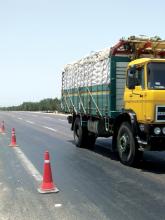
117,122,142,166
86,133,96,149
73,118,96,148
73,117,87,148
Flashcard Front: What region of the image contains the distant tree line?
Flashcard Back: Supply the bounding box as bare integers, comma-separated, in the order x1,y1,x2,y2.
0,98,62,112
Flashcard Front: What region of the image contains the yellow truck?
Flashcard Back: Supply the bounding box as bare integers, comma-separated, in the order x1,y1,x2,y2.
61,36,165,166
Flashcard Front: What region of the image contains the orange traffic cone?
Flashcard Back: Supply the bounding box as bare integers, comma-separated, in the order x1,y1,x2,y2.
9,128,19,147
38,151,59,194
0,121,5,134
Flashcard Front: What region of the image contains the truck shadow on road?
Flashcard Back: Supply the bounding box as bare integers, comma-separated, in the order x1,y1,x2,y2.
68,138,119,161
94,145,165,174
92,143,119,161
94,139,165,174
92,146,165,175
139,152,165,174
68,139,165,174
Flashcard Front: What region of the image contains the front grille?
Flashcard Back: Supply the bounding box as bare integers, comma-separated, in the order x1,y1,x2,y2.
156,106,165,122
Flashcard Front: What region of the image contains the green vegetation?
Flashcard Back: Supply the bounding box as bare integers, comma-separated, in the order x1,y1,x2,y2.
0,98,61,112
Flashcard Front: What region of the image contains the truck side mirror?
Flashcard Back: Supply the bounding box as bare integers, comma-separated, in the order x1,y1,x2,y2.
130,65,136,75
127,66,136,89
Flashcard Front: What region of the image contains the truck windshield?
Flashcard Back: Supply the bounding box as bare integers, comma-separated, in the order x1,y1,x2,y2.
147,62,165,89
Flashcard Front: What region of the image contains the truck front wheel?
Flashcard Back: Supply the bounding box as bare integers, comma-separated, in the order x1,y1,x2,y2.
117,122,142,166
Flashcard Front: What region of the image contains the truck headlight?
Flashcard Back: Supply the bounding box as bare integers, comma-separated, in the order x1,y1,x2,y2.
162,127,165,135
154,127,161,135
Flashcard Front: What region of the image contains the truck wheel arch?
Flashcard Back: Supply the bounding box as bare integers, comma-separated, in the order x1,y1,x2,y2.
117,121,142,166
112,110,138,151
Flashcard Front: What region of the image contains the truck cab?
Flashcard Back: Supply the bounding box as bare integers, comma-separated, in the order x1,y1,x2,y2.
124,58,165,150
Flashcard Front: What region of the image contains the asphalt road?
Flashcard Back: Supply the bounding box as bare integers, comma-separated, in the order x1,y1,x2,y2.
0,111,165,220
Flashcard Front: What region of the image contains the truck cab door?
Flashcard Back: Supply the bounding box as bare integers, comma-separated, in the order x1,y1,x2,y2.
124,66,145,122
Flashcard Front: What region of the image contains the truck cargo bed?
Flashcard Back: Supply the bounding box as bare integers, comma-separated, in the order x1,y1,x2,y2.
61,49,130,118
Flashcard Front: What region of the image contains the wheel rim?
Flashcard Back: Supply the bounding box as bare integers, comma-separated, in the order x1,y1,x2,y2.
118,132,131,161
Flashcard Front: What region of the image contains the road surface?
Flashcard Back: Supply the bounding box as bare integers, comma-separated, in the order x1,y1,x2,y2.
0,111,165,220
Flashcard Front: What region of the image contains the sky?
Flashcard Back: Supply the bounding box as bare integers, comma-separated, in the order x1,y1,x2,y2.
0,0,165,106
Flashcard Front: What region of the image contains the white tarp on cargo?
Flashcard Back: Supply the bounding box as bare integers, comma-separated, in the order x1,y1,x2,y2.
62,48,111,90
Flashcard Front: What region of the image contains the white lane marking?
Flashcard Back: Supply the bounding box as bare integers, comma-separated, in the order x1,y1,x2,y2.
26,120,35,124
54,204,62,208
13,147,42,182
2,187,8,192
43,126,57,132
16,187,24,192
58,119,66,122
44,116,51,119
18,117,23,120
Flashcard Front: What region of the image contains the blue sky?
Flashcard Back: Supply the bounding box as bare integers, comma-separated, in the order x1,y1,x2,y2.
0,0,164,106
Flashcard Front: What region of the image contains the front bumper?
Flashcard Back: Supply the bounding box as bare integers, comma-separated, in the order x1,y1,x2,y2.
149,136,165,150
137,123,165,151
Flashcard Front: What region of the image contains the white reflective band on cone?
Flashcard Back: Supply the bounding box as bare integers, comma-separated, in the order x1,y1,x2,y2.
44,160,50,163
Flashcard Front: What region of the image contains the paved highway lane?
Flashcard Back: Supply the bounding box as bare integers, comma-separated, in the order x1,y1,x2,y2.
1,111,165,219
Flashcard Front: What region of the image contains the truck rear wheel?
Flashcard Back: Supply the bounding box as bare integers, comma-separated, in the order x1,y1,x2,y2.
73,118,84,147
87,133,96,149
73,118,96,148
117,122,142,166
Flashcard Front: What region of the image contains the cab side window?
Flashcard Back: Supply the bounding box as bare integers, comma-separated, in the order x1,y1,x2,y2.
134,66,145,89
